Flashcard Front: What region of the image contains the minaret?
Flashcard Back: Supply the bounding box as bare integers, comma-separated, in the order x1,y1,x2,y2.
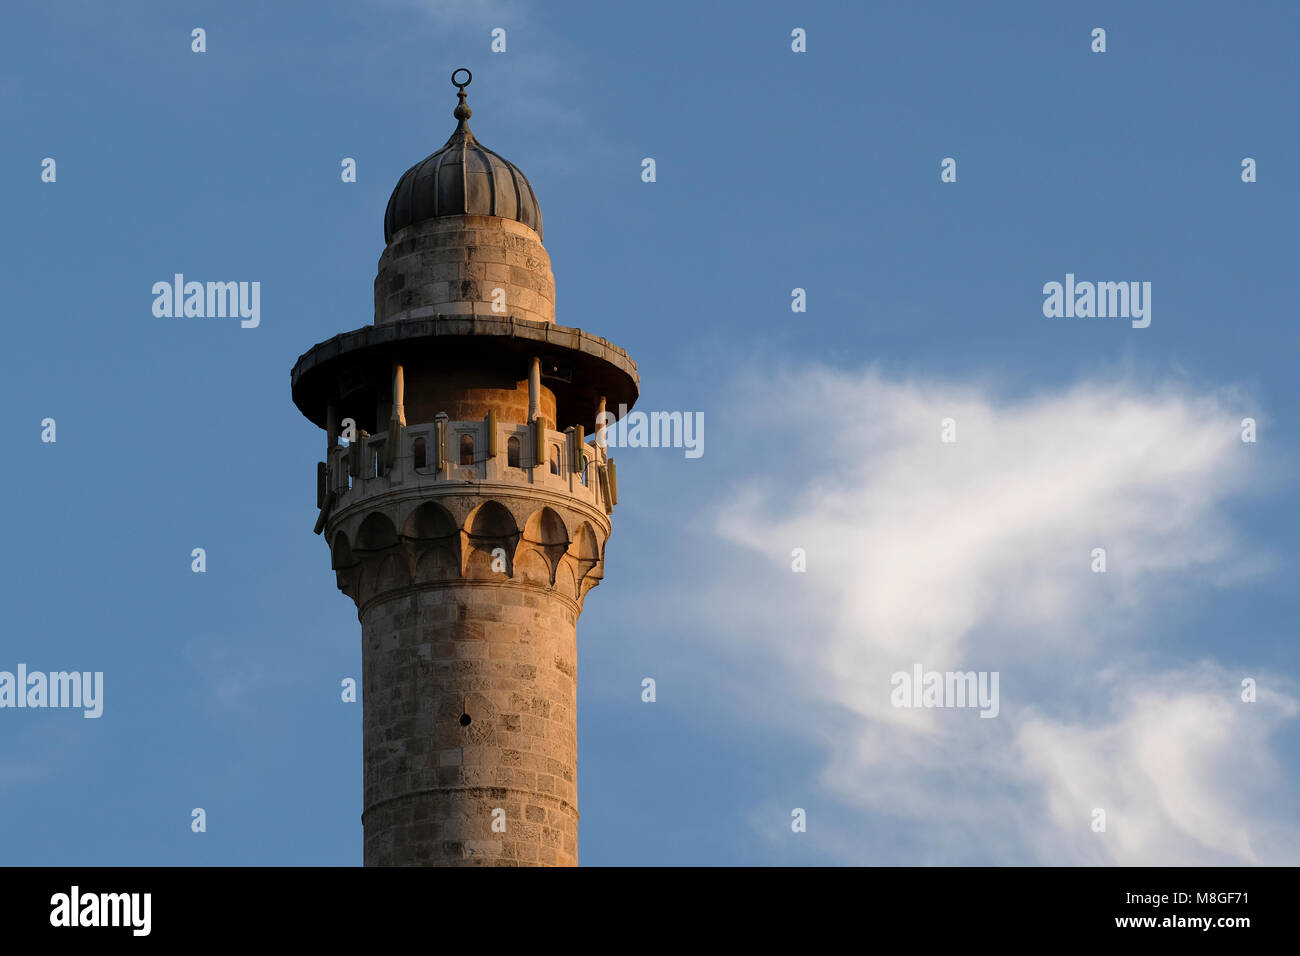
290,69,638,866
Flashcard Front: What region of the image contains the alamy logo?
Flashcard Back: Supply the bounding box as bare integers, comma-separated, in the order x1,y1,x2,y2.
0,664,103,718
50,886,150,936
596,406,704,459
152,274,260,328
1042,273,1151,328
890,664,1000,718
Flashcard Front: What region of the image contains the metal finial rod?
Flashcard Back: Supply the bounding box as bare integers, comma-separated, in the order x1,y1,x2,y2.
451,68,472,124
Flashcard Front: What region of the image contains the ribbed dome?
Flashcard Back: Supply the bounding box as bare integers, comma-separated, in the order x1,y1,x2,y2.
383,81,543,244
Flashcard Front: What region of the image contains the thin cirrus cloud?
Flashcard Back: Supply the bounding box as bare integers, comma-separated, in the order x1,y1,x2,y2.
1018,668,1298,866
388,0,611,173
700,364,1295,864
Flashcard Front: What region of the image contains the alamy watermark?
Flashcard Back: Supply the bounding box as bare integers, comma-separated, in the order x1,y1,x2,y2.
0,664,103,718
1042,273,1151,328
50,886,150,936
595,405,703,459
152,274,260,328
890,664,999,718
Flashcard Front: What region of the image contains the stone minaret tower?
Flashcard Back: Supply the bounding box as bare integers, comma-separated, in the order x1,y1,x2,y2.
290,70,638,866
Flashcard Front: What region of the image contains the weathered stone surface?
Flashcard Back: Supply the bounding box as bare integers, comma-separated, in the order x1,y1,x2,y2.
294,83,637,866
358,579,581,866
329,473,609,867
376,216,555,326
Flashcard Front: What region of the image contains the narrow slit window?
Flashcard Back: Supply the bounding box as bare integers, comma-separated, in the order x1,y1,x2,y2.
460,433,474,466
507,435,521,468
550,445,560,475
413,436,427,470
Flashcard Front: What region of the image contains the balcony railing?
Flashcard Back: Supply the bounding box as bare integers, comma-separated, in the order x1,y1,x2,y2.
317,415,617,518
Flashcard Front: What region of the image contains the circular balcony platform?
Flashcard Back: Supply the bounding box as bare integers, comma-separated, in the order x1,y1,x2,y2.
291,313,639,434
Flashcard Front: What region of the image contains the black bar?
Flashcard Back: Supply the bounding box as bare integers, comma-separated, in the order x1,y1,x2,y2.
0,866,1285,943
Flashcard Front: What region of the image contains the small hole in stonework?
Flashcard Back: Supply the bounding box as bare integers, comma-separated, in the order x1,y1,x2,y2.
459,713,472,727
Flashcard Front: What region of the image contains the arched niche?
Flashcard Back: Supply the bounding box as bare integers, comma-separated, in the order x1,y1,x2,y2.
464,500,520,577
355,511,399,553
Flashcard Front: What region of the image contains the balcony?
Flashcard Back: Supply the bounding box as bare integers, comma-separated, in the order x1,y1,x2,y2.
319,416,616,518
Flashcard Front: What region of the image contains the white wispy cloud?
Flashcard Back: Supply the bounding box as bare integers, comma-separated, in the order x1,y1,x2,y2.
1018,666,1299,865
694,364,1294,864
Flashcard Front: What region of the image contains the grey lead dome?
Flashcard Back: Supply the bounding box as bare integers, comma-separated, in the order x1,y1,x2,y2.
383,92,543,243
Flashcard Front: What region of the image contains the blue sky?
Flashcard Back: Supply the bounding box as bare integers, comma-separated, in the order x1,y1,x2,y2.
1,0,1297,865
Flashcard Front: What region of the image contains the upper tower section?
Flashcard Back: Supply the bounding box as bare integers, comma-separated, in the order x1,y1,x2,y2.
383,71,543,242
292,69,638,473
375,70,555,326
